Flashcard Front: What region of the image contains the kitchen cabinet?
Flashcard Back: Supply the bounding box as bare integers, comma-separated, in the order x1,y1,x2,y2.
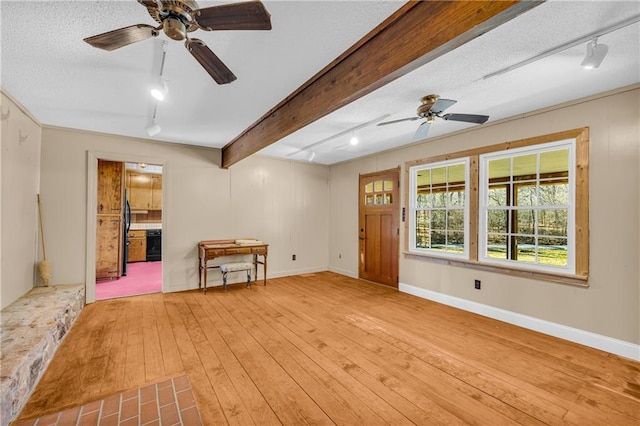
96,160,123,279
151,174,162,210
127,230,147,262
126,171,162,210
128,171,152,210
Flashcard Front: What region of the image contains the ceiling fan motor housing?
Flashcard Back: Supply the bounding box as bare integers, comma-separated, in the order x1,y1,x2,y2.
147,0,200,40
416,94,440,117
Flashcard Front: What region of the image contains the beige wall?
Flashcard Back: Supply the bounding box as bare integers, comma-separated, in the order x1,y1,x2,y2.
40,127,329,297
329,87,640,345
1,93,43,309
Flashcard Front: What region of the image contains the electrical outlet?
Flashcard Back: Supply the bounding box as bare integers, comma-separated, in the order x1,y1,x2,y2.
292,254,296,261
474,279,481,290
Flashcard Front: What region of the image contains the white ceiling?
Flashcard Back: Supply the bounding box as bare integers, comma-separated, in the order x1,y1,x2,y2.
2,1,639,166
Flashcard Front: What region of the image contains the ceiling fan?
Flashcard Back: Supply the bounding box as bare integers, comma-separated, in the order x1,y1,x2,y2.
377,94,489,139
83,0,272,85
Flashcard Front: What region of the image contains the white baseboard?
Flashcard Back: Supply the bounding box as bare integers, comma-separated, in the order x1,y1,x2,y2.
399,283,640,362
328,266,358,279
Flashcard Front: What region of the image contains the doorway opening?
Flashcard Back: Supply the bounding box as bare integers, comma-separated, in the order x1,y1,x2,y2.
95,160,163,300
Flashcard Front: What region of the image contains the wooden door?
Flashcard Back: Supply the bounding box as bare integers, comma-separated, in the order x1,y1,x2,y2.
97,160,123,215
359,168,400,287
96,216,121,279
96,159,123,279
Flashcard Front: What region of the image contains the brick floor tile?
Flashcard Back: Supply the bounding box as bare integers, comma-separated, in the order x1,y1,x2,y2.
82,399,102,414
157,385,175,407
121,389,138,401
176,389,195,410
157,378,172,389
172,375,190,392
19,375,204,426
77,409,99,426
118,416,139,426
180,406,203,426
57,405,80,425
140,383,157,404
101,394,120,418
35,412,59,426
139,400,159,424
120,397,138,421
159,403,179,425
97,413,118,426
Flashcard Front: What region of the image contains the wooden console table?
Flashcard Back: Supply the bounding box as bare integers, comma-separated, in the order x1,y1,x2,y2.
198,239,268,293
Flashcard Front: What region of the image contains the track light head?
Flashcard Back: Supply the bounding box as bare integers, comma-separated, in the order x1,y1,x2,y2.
146,122,161,137
150,80,168,101
581,38,608,69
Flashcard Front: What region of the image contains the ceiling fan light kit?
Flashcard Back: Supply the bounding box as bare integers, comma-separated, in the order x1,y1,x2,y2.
83,0,272,85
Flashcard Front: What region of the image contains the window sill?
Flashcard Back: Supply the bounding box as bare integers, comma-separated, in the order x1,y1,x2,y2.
402,251,588,287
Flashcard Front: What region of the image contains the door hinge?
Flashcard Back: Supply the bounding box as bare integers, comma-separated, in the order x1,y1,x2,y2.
397,228,400,235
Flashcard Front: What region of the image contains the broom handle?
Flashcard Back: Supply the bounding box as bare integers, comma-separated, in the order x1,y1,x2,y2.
37,194,47,260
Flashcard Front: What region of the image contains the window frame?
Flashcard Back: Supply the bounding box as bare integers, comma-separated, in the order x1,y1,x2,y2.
478,140,576,274
408,158,471,259
403,128,589,286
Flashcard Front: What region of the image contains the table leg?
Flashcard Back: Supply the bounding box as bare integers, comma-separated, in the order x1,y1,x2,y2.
204,259,208,294
253,254,257,283
263,254,267,286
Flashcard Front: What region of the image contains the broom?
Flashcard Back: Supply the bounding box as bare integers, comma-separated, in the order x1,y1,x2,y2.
37,194,52,286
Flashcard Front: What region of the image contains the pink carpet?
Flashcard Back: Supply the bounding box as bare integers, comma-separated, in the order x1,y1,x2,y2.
96,261,162,300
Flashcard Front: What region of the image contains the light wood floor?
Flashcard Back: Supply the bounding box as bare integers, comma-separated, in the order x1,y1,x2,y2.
18,272,640,425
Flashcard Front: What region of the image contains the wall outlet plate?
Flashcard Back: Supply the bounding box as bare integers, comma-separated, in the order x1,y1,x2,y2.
474,280,481,290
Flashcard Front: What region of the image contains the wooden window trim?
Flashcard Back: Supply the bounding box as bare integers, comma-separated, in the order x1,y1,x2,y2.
404,127,589,287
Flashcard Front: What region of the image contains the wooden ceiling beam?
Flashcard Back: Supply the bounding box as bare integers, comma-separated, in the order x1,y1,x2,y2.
221,0,541,168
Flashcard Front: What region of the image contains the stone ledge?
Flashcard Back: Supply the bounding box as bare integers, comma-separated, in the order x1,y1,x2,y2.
0,284,84,426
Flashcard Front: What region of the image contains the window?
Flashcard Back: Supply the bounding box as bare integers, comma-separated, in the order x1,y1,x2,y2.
479,140,575,274
404,128,589,285
409,158,469,258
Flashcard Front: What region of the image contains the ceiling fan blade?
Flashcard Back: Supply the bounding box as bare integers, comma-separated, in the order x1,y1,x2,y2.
431,98,456,113
377,116,421,126
442,113,490,124
185,38,237,84
84,24,158,51
414,122,431,139
194,1,272,31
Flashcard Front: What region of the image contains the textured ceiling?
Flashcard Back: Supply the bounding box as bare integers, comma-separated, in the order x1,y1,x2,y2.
1,0,639,165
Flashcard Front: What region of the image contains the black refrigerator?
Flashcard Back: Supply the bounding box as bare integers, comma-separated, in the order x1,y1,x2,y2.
122,189,131,276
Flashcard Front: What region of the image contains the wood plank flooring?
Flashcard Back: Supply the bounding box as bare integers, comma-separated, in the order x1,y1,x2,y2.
17,272,640,425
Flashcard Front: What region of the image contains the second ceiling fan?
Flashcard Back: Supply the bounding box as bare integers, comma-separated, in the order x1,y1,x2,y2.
378,94,490,139
84,0,272,85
